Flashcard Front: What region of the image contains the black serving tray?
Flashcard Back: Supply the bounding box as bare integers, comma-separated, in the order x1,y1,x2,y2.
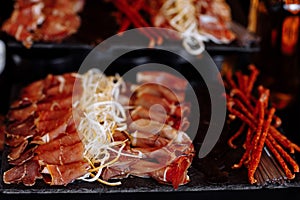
1,45,300,200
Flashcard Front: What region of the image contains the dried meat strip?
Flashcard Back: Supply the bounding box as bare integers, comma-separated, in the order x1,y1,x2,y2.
43,162,89,186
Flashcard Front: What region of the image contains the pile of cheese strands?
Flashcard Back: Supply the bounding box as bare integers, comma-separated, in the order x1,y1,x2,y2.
2,68,195,189
74,68,139,185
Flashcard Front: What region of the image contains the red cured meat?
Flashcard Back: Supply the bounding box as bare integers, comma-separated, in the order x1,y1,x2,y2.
44,162,89,186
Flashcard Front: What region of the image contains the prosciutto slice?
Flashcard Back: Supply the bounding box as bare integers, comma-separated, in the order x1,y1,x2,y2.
3,160,42,186
44,162,89,186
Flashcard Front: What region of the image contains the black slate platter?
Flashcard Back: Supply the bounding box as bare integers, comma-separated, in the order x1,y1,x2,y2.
1,120,300,195
1,51,300,198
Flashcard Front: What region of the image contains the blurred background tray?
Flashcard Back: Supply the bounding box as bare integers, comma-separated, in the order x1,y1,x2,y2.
0,0,260,53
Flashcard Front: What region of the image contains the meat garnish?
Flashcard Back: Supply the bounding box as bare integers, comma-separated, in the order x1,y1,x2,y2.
224,65,300,184
3,69,195,189
1,0,85,48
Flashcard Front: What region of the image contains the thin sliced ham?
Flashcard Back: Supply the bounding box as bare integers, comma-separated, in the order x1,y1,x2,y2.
35,112,71,134
136,71,188,92
9,146,37,166
35,132,81,154
7,103,37,122
22,160,43,186
6,116,37,137
37,95,73,111
8,140,29,161
44,162,89,186
3,164,26,185
34,142,85,165
3,160,42,186
20,80,45,102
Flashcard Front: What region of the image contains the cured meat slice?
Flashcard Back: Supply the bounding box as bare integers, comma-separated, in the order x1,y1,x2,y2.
35,132,81,154
35,142,85,165
43,0,85,14
199,15,236,44
20,79,45,102
3,164,26,185
35,112,71,134
43,162,89,186
37,109,72,122
9,146,37,166
37,95,73,111
133,83,185,103
46,83,75,97
3,160,42,186
22,160,43,186
38,115,74,143
136,71,188,92
6,116,37,137
7,140,28,161
7,104,37,122
150,155,192,189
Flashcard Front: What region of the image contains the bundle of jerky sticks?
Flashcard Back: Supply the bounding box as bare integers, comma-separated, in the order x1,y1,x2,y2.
224,64,300,185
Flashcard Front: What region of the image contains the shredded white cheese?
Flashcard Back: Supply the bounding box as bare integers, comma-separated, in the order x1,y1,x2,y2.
73,68,140,185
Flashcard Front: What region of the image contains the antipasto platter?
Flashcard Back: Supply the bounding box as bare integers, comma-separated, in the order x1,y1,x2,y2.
0,58,300,196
